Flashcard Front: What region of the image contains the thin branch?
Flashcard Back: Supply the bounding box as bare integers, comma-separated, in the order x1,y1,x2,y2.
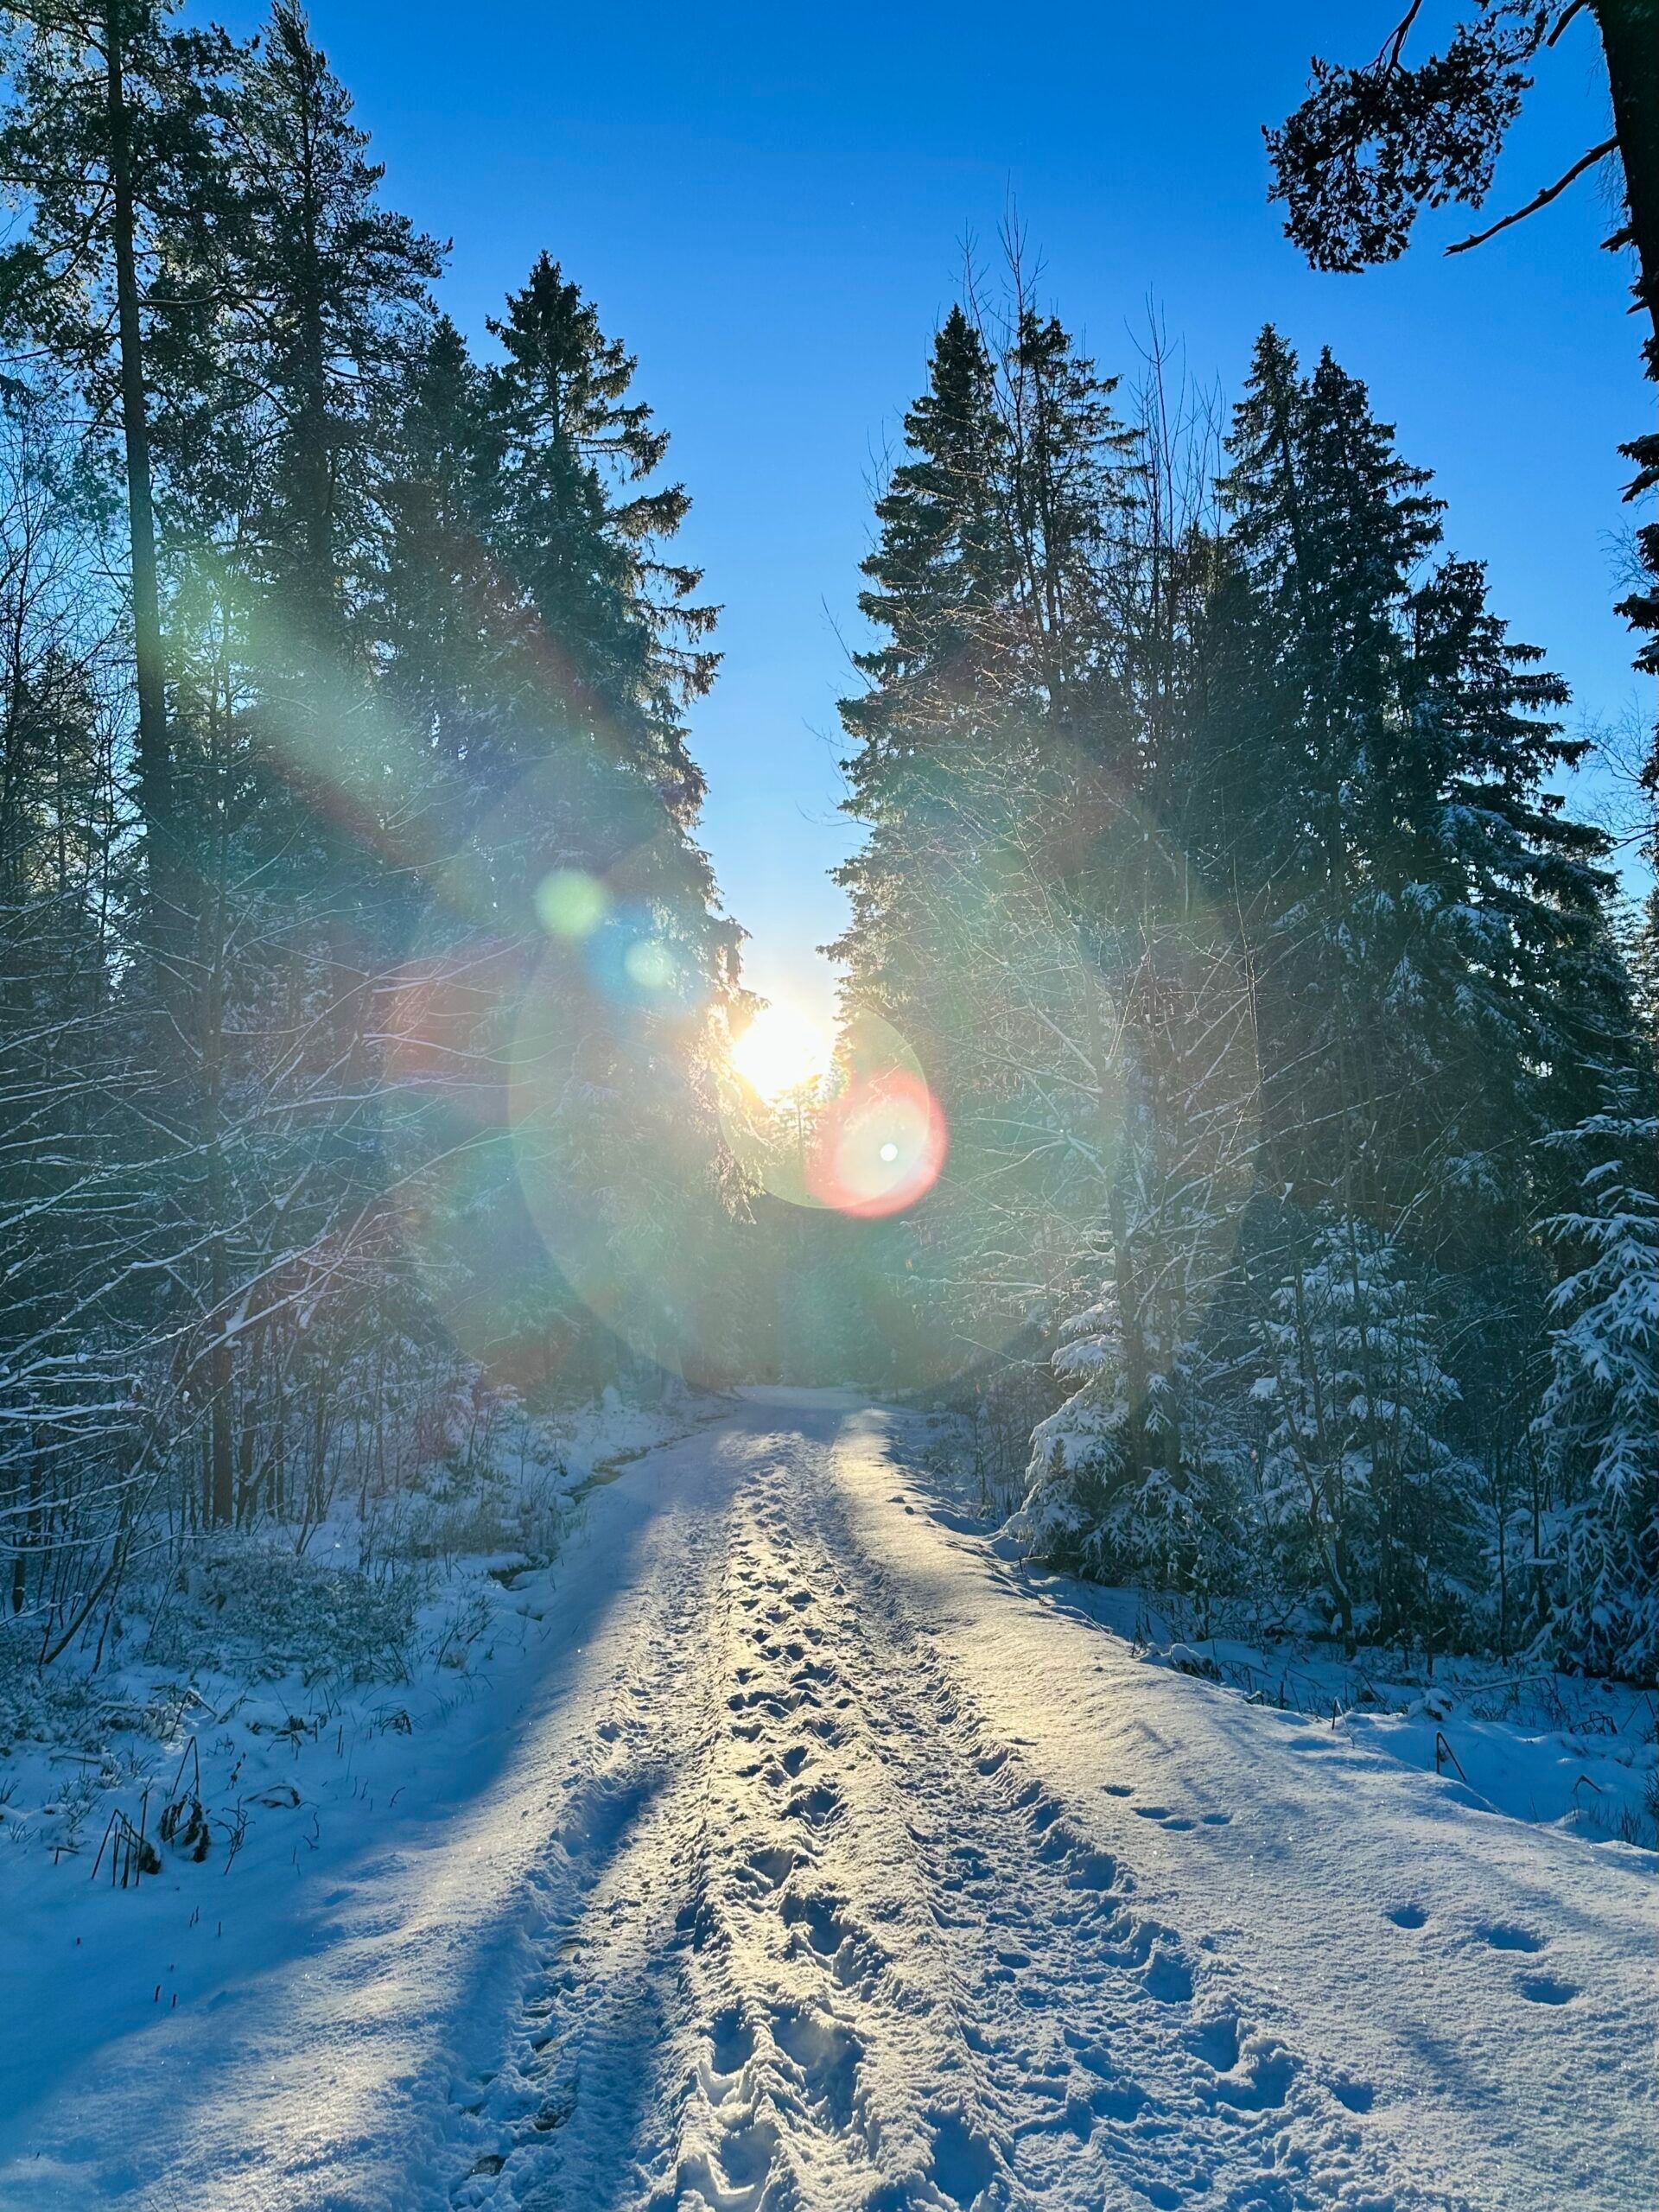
1545,1,1590,49
1376,0,1425,72
1446,138,1618,256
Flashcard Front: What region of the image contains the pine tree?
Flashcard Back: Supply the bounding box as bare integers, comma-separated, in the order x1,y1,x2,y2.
0,378,150,1620
1265,3,1659,866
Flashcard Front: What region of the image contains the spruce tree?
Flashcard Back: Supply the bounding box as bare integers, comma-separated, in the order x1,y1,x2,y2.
482,252,716,825
1218,331,1630,1246
226,2,441,641
842,303,1010,768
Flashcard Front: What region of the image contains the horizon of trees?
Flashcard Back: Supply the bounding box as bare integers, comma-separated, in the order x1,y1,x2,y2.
0,3,1652,1687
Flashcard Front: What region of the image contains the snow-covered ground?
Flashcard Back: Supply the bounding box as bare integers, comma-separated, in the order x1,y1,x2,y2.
1,1389,1653,2209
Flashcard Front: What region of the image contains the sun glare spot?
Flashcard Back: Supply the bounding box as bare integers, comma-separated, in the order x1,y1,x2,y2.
534,868,608,940
623,937,678,993
732,1003,830,1100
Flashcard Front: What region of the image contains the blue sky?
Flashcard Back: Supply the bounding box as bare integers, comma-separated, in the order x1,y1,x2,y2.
233,2,1645,1029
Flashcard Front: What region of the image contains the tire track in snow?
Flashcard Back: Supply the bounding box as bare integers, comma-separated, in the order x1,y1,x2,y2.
752,1452,1458,2212
446,1478,740,2207
449,1418,1470,2211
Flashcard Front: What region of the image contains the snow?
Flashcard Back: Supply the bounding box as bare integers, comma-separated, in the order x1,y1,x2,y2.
2,1389,1653,2209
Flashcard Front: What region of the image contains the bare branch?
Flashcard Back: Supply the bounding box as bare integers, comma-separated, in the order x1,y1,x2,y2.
1545,2,1590,49
1445,137,1618,256
1376,0,1426,73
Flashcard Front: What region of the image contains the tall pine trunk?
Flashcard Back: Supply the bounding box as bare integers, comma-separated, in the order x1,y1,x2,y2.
1595,1,1659,367
105,4,175,953
1595,2,1659,789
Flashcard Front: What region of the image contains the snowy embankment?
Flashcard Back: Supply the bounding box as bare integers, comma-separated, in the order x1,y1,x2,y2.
0,1389,714,2187
1012,1576,1656,1852
2,1389,1653,2211
910,1424,1658,1854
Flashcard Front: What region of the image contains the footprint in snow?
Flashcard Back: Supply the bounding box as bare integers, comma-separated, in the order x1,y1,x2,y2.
772,2006,862,2128
707,2003,756,2076
780,1890,851,1959
744,1844,797,1890
785,1782,842,1827
1141,1945,1194,2004
1517,1974,1578,2005
926,2107,996,2209
1476,1923,1548,1954
1187,2012,1238,2072
1209,2036,1297,2112
1387,1904,1428,1929
712,2115,779,2191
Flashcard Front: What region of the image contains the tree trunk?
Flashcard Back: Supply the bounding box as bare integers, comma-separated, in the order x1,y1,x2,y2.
105,5,175,951
1595,1,1659,368
1084,968,1147,1478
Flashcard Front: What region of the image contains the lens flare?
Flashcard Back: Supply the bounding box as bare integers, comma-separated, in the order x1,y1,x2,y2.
535,868,608,940
808,1062,947,1217
618,934,678,995
587,909,703,1010
385,752,733,1381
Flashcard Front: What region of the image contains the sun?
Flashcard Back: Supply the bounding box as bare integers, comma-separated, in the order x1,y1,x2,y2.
731,1002,830,1101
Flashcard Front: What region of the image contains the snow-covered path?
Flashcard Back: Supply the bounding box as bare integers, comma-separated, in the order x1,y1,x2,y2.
3,1390,1653,2210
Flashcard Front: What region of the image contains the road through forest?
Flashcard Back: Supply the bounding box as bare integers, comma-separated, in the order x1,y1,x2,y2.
3,1390,1652,2210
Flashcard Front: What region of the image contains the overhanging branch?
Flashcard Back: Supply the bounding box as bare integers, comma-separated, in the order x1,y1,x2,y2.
1446,137,1618,256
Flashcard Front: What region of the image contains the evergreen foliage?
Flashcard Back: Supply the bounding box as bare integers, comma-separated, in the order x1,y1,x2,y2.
837,267,1656,1681
1266,0,1659,982
1536,1078,1659,1677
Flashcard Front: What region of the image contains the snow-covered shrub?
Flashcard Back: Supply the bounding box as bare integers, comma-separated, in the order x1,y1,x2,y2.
1015,1294,1251,1608
372,1456,575,1571
1535,1084,1659,1684
143,1544,426,1686
1251,1219,1476,1657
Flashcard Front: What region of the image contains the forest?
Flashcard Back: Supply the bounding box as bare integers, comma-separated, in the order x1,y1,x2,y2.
1,0,1655,1708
